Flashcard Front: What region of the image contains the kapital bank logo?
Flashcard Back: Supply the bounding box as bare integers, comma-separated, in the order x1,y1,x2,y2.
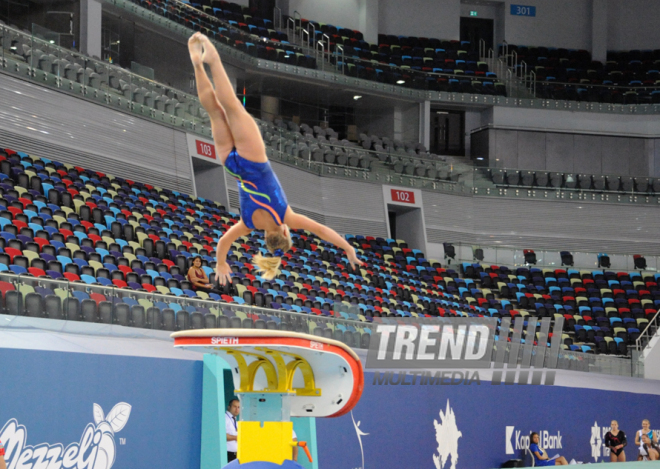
505,426,563,454
0,402,131,469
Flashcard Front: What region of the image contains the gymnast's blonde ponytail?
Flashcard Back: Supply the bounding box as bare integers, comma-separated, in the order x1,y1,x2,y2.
253,228,293,280
253,253,282,280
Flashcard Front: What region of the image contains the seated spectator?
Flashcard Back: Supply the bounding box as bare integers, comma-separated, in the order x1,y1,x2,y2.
605,420,627,462
187,257,223,295
638,434,660,461
529,432,568,466
635,419,659,461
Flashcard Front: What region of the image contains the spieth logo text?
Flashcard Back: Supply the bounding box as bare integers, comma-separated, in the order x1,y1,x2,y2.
211,336,239,345
1,402,131,469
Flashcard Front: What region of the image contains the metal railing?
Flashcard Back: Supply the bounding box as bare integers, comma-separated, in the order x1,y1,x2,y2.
0,271,641,376
438,241,660,272
636,308,660,352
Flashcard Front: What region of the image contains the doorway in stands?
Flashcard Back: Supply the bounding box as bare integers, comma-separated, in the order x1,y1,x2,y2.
430,109,464,156
460,16,494,53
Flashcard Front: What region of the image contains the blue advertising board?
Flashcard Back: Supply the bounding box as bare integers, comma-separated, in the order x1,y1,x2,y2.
317,371,660,469
0,348,203,469
511,4,537,16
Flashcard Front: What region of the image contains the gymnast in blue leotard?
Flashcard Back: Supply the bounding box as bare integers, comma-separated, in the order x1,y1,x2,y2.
189,33,364,283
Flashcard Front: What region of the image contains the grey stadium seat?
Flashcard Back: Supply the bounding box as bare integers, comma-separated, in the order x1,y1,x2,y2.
606,175,620,191
635,177,650,192
25,292,44,318
81,299,98,323
131,305,146,328
620,176,634,191
114,303,130,326
520,171,534,186
577,174,592,190
506,170,521,185
592,175,606,191
549,172,563,188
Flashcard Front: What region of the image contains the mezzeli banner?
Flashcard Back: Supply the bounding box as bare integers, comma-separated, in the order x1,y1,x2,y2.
0,348,203,469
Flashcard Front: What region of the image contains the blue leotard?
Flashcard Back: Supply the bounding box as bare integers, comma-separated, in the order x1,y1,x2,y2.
223,149,289,230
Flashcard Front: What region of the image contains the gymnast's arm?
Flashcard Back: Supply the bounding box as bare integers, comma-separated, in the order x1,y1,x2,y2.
284,209,364,269
215,221,252,285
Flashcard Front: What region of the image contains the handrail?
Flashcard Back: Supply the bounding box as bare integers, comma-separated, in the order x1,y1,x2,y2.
286,16,296,46
636,308,660,351
293,10,302,45
301,28,310,55
438,240,660,274
336,44,345,74
316,38,325,71
0,268,641,375
534,78,660,93
307,22,317,62
273,6,282,30
0,272,371,329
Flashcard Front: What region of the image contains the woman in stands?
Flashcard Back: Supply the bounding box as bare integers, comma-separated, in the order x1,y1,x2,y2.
529,432,568,466
636,419,659,460
187,256,223,295
605,420,627,462
188,32,363,282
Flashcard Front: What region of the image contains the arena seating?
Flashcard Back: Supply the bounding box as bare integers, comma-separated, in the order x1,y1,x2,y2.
373,34,504,94
500,44,660,103
132,0,317,68
259,119,452,180
126,0,506,95
0,21,463,184
0,143,656,357
487,168,660,194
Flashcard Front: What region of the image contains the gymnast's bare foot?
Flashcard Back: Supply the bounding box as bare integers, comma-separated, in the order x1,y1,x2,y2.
188,32,204,66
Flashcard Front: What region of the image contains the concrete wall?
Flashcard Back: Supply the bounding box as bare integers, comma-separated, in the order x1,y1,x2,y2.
288,0,364,31
378,0,460,40
355,103,420,143
483,128,652,176
608,0,660,51
474,106,660,175
132,23,192,91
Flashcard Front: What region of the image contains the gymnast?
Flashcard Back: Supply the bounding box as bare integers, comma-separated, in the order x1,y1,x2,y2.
188,32,364,284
